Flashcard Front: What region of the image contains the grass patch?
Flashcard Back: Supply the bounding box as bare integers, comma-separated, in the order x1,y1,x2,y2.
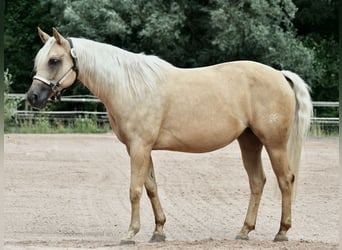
309,122,339,137
5,115,110,134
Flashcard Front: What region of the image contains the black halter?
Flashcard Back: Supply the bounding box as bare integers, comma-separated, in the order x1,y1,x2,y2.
33,38,78,101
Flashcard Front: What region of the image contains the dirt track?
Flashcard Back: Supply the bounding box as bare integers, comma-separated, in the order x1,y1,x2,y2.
4,134,339,249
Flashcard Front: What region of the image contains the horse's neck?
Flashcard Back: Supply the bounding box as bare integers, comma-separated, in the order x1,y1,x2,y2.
74,39,120,102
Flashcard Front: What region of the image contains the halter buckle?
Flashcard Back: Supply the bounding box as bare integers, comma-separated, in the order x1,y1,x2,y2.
70,48,77,59
51,91,62,102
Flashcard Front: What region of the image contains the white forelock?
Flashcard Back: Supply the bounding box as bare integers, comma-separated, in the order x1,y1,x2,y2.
34,37,55,70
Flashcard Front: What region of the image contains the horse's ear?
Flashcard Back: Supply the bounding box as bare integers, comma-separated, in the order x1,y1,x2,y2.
52,27,65,45
37,27,50,43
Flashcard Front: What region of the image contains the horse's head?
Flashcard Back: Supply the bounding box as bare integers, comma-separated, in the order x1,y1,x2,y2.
27,27,78,109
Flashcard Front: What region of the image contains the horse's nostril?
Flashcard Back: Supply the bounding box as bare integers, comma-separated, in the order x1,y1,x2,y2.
27,92,39,105
32,93,38,101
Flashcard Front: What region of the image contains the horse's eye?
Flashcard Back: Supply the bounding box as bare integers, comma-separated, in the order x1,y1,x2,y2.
48,58,60,66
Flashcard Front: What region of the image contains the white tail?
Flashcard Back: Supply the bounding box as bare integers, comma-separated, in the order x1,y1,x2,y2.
282,70,313,197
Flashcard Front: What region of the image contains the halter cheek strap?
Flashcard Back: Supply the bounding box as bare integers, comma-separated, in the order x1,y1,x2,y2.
67,38,78,77
32,38,78,101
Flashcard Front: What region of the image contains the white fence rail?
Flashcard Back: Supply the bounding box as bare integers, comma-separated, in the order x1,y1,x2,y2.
8,94,339,125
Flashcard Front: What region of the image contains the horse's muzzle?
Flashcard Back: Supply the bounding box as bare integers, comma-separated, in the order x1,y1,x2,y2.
26,82,53,109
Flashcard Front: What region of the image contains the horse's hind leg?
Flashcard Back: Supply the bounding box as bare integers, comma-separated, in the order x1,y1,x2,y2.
265,143,294,242
236,129,266,240
144,157,166,242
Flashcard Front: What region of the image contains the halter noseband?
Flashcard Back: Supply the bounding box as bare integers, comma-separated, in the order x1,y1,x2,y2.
33,38,78,101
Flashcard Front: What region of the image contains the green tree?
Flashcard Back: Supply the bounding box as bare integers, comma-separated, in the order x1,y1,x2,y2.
209,0,316,83
293,0,338,102
4,0,57,93
50,0,317,76
47,0,188,64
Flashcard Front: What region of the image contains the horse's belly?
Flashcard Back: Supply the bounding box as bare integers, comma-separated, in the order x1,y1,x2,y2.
153,116,246,153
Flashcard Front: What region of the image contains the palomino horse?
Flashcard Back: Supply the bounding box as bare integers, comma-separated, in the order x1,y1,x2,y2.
27,28,312,244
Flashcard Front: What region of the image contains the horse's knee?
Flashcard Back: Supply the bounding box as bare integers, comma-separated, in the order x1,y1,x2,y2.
250,175,266,195
130,187,143,203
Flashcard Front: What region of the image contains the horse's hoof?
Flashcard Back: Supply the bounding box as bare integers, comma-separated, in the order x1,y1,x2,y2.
149,232,166,243
274,234,288,242
120,239,135,245
235,234,249,240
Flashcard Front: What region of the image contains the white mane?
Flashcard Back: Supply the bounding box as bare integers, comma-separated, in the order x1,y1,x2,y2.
34,38,55,70
71,38,173,101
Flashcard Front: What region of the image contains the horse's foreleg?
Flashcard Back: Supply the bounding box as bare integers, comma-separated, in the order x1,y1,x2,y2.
120,142,151,245
266,144,294,242
144,158,166,242
236,130,265,240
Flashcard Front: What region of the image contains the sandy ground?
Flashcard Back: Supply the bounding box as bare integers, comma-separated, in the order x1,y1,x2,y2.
4,134,339,250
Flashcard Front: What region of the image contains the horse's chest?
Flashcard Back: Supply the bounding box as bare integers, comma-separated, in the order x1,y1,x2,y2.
107,106,163,146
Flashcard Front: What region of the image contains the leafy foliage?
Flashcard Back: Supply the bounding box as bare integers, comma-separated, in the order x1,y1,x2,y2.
208,0,316,82
293,0,338,38
306,38,339,101
4,0,56,93
293,0,338,102
51,0,317,81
